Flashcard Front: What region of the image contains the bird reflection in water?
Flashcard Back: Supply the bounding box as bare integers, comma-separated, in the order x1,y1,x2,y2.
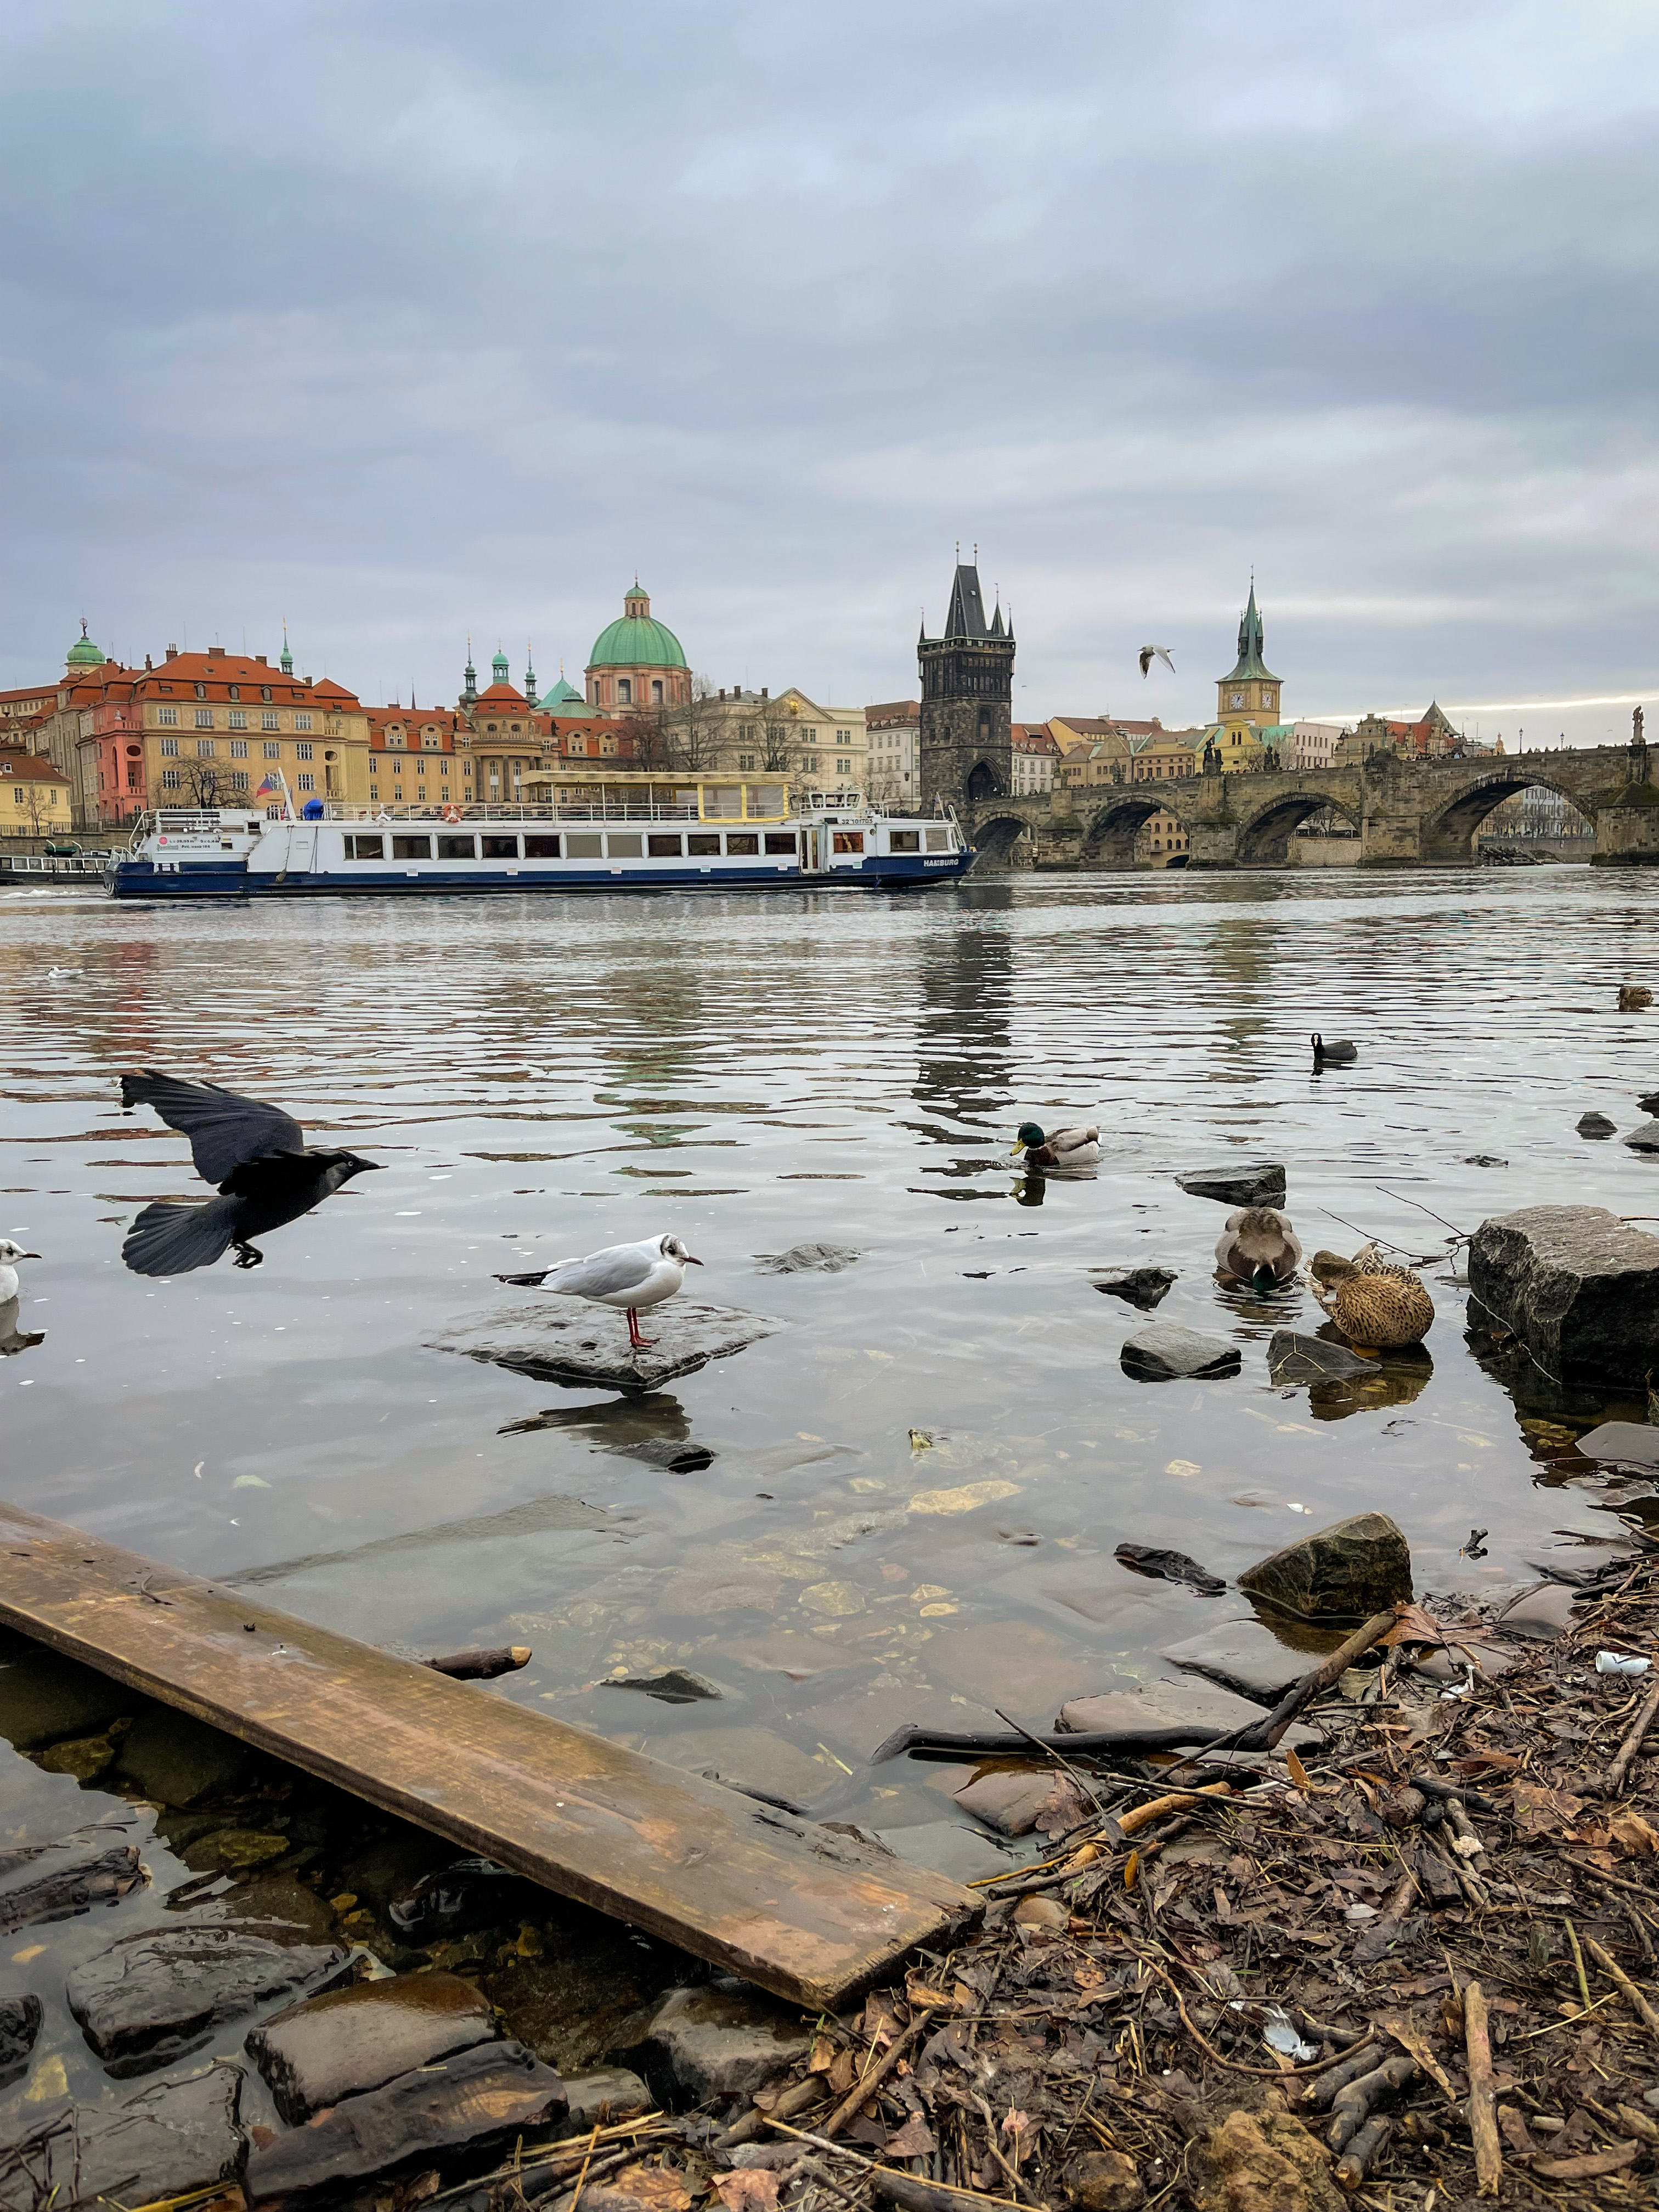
118,1070,383,1276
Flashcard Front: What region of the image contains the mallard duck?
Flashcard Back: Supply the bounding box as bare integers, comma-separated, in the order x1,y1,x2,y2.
1013,1121,1099,1170
1309,1248,1357,1287
1214,1206,1302,1291
1618,985,1653,1011
1313,1243,1434,1347
1311,1033,1358,1065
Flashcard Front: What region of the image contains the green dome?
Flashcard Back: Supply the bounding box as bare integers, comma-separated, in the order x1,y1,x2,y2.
545,675,584,706
66,624,105,667
588,585,687,670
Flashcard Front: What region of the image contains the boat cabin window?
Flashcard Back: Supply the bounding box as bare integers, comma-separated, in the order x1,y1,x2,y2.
438,835,476,859
888,830,920,852
393,835,433,860
725,833,758,855
687,834,721,856
566,833,603,859
926,827,955,851
832,831,865,855
764,832,797,856
648,834,684,857
346,834,385,860
482,835,520,859
523,834,562,858
606,833,643,858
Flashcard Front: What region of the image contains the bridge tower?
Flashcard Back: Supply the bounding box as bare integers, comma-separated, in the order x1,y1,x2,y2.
918,557,1015,809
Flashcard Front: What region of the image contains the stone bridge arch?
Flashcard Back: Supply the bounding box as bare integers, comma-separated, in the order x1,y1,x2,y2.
1421,768,1594,862
966,811,1036,867
1235,788,1363,865
1080,789,1195,867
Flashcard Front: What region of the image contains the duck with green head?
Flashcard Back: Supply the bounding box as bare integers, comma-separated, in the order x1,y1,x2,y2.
1013,1121,1100,1170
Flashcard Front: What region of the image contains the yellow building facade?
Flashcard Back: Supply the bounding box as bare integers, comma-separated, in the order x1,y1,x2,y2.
1213,584,1283,769
133,651,371,809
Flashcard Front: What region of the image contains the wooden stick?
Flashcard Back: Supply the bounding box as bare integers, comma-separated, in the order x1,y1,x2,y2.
426,1644,532,1680
821,2008,935,2137
1118,1782,1232,1837
766,2121,1024,2211
1463,1980,1502,2199
1585,1937,1659,2040
1606,1677,1659,1795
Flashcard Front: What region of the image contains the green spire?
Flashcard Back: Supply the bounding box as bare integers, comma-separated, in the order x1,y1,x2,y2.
492,644,510,684
1220,578,1278,683
523,641,539,709
279,622,293,676
66,616,106,668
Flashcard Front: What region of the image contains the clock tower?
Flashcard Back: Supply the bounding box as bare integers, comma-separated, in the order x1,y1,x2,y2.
1214,582,1282,764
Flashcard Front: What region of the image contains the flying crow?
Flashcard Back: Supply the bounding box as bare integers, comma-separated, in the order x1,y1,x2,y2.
1138,645,1175,677
119,1069,382,1276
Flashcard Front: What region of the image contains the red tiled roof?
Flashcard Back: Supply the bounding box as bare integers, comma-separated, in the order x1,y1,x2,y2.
473,683,529,708
0,752,71,783
866,699,920,725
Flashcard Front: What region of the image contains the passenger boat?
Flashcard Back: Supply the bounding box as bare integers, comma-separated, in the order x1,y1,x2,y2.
104,776,972,900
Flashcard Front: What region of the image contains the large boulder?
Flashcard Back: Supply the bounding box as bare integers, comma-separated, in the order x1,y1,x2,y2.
1235,1512,1412,1623
246,1969,499,2124
1467,1206,1659,1386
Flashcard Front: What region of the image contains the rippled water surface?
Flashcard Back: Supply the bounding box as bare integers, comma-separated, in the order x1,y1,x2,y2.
3,866,1657,1853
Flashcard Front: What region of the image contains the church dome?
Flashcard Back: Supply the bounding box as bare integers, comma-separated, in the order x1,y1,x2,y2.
66,622,106,668
544,675,584,707
588,584,687,672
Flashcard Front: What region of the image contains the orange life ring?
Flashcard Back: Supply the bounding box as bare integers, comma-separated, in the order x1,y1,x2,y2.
443,806,464,825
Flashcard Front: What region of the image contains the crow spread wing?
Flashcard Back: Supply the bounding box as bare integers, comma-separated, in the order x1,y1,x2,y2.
121,1069,307,1184
122,1195,246,1277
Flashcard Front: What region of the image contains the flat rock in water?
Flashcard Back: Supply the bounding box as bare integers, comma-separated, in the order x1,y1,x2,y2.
1054,1678,1319,1750
1235,1511,1413,1622
1577,1111,1618,1138
1159,1617,1319,1706
1468,1206,1659,1387
1574,1420,1659,1466
428,1299,783,1390
636,1984,811,2106
952,1769,1058,1837
1121,1323,1242,1381
0,1991,42,2080
3,2062,246,2204
1267,1331,1382,1386
67,1921,350,2074
876,1819,1040,1884
754,1242,863,1273
1626,1119,1659,1152
246,1968,499,2125
1495,1579,1578,1640
244,2038,566,2205
1091,1265,1177,1310
0,1812,144,1938
1175,1163,1286,1206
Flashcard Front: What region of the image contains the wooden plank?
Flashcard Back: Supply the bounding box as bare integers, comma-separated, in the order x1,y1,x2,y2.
0,1500,975,2009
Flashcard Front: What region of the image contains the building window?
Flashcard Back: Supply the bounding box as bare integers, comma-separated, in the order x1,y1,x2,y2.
738,753,755,771
652,680,663,704
157,706,178,726
196,739,216,758
263,740,281,760
228,710,247,729
162,768,180,789
386,730,404,748
297,773,315,792
228,686,240,702
295,713,312,732
618,679,632,704
160,737,179,757
837,728,851,741
262,711,278,731
295,742,313,760
194,683,206,699
261,686,272,703
194,708,213,729
230,740,248,758
837,757,850,775
230,771,249,791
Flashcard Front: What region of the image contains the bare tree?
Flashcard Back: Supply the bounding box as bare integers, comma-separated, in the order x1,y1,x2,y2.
656,675,728,774
179,760,239,807
613,710,672,770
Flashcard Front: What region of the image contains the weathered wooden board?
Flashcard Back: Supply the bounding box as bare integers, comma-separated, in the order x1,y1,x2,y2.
0,1500,975,2008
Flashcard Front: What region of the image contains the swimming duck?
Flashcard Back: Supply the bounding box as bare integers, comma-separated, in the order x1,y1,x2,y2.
1313,1243,1434,1348
1013,1122,1100,1170
1618,986,1653,1011
1311,1034,1358,1065
1214,1206,1302,1292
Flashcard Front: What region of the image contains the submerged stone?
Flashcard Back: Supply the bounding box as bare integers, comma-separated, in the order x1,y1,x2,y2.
1176,1163,1286,1206
1236,1511,1412,1623
1266,1331,1382,1385
115,1705,255,1805
0,1812,144,1938
1468,1205,1659,1387
1091,1265,1177,1310
67,1921,350,2074
0,1643,135,1752
1054,1678,1319,1750
1120,1324,1242,1381
2,2062,246,2204
244,2038,566,2205
0,1991,43,2081
754,1243,864,1273
247,1968,499,2124
600,1668,723,1705
430,1299,783,1391
1159,1618,1319,1706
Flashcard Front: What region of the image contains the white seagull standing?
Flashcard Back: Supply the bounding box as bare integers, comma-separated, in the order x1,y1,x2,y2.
0,1239,40,1303
531,1232,703,1348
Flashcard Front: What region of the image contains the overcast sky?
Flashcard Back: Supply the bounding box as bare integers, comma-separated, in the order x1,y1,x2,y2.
4,1,1656,744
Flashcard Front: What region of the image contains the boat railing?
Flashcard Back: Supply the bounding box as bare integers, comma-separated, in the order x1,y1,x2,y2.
0,851,111,877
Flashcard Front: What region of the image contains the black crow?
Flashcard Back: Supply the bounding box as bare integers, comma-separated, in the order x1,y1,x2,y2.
119,1070,383,1276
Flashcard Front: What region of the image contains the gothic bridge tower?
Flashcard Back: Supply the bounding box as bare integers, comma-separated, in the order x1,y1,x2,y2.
918,557,1015,808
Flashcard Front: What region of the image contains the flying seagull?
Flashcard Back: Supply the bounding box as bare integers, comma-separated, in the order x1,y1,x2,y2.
500,1232,702,1349
119,1069,383,1276
1138,646,1175,677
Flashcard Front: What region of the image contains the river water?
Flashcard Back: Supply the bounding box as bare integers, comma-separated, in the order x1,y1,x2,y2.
2,865,1657,2106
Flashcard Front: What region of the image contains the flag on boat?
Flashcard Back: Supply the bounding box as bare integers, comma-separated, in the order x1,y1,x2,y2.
255,774,283,797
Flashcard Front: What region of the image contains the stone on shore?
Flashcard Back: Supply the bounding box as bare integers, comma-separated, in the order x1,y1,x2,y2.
1091,1265,1177,1310
246,1969,499,2125
0,1813,144,1938
67,1922,350,2073
1266,1332,1382,1386
2,2063,246,2204
1575,1421,1659,1467
635,1985,811,2106
428,1299,782,1391
244,2038,567,2205
1159,1618,1321,1707
952,1770,1059,1837
1235,1512,1412,1623
0,1992,42,2082
1625,1120,1659,1152
1176,1163,1286,1206
555,2066,654,2137
1121,1324,1242,1381
1467,1206,1659,1387
1054,1678,1319,1750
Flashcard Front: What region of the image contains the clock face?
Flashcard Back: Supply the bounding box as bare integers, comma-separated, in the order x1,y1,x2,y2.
1230,692,1244,708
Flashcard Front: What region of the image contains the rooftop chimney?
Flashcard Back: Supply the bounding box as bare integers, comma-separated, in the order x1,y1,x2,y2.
761,686,769,699
166,643,177,659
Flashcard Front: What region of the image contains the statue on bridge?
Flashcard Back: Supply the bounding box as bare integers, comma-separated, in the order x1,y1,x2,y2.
1632,703,1649,784
1203,737,1221,777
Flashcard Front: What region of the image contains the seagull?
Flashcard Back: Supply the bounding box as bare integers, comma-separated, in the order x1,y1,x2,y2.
1138,646,1175,677
0,1239,40,1303
118,1069,383,1276
506,1233,703,1349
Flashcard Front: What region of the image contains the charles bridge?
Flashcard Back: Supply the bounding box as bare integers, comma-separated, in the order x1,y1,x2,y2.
960,739,1659,870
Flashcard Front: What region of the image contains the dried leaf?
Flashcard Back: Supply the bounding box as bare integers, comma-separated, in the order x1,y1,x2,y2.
1124,1849,1140,1892
885,2115,938,2158
828,2048,858,2096
1285,1747,1313,1792
1380,1601,1453,1647
610,2168,694,2212
809,2034,837,2075
1510,1781,1584,1836
716,2172,780,2212
1380,2013,1458,2102
1036,1773,1096,1838
1531,2143,1641,2182
1610,1810,1659,1857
